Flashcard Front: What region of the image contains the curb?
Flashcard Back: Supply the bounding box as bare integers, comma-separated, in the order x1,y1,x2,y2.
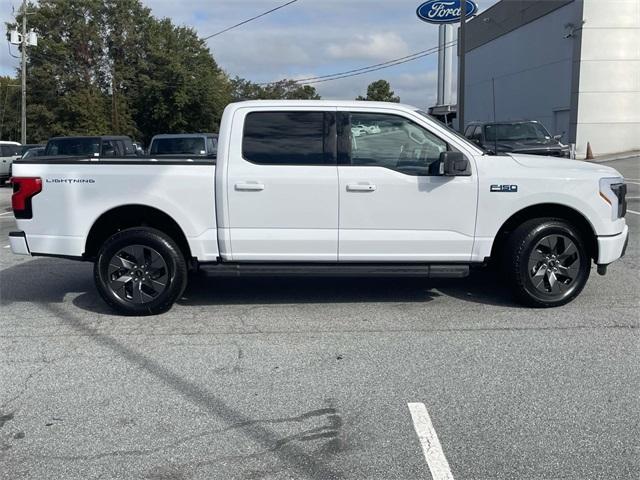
588,151,640,164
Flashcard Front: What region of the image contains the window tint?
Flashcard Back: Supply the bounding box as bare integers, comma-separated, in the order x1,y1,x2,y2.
101,140,118,157
243,111,329,165
346,113,448,176
1,145,21,157
151,137,206,155
45,138,100,156
207,137,217,155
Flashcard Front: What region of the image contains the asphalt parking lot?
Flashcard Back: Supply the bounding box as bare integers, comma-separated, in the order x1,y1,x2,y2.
1,157,638,480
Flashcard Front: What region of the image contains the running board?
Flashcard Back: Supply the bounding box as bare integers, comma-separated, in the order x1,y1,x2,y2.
199,263,470,278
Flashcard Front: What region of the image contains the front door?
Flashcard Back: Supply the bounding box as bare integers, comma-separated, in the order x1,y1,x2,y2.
337,109,478,262
226,108,339,261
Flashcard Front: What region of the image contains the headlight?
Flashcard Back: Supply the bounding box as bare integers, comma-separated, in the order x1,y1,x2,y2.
599,177,627,219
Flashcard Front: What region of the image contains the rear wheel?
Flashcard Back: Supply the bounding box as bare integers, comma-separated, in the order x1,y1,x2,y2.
94,227,187,315
505,218,591,307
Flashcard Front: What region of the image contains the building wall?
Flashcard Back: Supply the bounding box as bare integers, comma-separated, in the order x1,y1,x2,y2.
465,1,582,144
575,0,640,157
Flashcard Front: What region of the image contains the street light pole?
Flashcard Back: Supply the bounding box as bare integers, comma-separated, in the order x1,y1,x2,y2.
20,0,27,145
457,0,467,134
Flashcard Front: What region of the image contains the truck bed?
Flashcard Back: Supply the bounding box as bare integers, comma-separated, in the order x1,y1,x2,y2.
11,157,219,261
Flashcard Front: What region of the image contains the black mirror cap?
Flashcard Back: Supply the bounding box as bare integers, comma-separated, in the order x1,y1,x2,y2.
439,151,472,176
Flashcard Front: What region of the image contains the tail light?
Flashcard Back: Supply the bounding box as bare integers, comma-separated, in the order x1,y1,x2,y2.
11,177,42,219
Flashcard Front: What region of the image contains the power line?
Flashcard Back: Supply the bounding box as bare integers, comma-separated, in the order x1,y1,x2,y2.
202,0,300,40
263,40,457,86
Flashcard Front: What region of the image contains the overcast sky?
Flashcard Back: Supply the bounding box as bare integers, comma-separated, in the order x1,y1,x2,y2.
0,0,499,108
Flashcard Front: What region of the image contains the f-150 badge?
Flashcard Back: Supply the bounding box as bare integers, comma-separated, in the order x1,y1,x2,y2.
490,185,518,192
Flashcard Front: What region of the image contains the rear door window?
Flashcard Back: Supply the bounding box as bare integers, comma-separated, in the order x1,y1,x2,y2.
242,111,332,165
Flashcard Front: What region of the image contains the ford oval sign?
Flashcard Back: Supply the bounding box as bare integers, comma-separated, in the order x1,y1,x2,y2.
417,0,478,24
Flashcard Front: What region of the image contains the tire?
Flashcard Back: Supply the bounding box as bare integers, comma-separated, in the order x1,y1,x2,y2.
504,218,591,308
94,227,188,315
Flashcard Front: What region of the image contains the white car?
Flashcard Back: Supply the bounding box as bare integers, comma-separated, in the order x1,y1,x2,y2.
351,125,366,137
365,124,381,134
0,141,21,184
9,100,629,315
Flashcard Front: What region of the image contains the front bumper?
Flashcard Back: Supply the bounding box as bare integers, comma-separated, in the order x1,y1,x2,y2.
9,231,30,255
597,224,629,265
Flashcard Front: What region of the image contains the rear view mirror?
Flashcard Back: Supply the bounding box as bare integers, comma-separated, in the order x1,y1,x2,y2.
439,151,471,176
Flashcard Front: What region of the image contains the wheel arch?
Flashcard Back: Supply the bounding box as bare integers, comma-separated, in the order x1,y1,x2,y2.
489,203,598,263
84,204,192,261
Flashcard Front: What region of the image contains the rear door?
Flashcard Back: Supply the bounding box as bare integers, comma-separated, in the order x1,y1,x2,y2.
225,108,338,261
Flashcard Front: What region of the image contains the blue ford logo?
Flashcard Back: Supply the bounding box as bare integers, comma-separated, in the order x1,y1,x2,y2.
416,0,478,24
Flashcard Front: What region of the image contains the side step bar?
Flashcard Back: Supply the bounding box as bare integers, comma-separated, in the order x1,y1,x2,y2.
199,263,470,278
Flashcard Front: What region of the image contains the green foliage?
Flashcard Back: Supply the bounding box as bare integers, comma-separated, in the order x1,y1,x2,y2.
356,79,400,103
231,77,320,102
0,76,21,141
7,0,232,144
4,0,323,144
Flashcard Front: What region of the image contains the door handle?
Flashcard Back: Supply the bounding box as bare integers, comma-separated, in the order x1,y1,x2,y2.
235,182,265,191
346,183,376,192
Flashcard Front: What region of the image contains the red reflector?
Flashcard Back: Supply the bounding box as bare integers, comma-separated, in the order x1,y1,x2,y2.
11,177,42,218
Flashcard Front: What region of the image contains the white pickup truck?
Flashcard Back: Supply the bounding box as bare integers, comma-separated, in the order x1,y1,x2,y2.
9,101,629,315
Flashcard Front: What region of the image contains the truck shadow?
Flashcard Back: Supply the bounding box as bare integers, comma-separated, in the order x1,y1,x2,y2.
0,258,523,314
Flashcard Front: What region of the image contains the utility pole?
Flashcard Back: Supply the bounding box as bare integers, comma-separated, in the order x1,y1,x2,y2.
20,0,27,144
457,0,467,134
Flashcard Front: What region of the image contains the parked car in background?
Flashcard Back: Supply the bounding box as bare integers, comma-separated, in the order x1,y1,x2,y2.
0,141,21,184
365,124,381,135
465,121,570,157
20,146,45,160
44,136,138,158
148,134,218,158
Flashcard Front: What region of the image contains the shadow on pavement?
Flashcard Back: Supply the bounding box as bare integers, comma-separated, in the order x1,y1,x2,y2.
0,257,522,316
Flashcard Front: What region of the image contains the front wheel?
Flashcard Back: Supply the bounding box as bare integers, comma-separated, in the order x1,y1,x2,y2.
505,218,591,307
94,227,188,315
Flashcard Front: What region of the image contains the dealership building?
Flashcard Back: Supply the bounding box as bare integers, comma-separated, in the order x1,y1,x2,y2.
462,0,639,159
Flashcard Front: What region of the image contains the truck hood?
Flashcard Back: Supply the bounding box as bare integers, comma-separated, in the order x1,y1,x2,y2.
508,153,623,178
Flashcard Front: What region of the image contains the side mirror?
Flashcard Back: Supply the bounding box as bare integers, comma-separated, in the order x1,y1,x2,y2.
553,134,563,141
439,151,471,176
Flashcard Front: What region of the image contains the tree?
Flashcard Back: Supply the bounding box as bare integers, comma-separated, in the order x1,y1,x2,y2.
231,78,320,102
356,80,400,103
0,77,21,141
8,0,232,143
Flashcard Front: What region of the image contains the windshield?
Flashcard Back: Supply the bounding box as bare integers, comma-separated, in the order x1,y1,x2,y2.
414,110,484,153
150,137,206,155
46,138,100,156
485,123,550,142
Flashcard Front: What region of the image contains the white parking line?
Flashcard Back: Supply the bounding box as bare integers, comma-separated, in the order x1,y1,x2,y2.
3,245,9,249
0,211,13,217
625,181,640,185
627,209,640,216
408,403,454,480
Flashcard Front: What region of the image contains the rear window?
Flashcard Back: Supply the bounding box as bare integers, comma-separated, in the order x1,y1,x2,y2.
46,138,100,156
242,111,328,165
150,137,207,156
